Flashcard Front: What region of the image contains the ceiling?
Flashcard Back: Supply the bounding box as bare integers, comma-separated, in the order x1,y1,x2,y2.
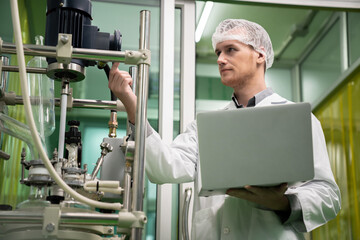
195,1,336,67
0,0,352,69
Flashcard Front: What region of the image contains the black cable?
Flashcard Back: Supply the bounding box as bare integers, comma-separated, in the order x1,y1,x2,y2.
100,63,117,112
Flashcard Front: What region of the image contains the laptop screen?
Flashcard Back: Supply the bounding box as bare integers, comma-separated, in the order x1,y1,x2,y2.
196,103,314,196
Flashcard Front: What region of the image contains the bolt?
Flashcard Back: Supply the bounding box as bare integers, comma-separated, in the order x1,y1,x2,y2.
60,35,69,44
107,228,113,233
128,51,133,56
142,53,147,59
100,142,113,154
46,223,55,232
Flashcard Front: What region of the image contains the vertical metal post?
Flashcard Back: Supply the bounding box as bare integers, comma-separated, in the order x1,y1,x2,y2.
1,56,10,93
123,67,137,212
128,66,137,136
291,64,301,102
177,2,196,239
0,56,10,151
131,10,150,240
340,12,349,73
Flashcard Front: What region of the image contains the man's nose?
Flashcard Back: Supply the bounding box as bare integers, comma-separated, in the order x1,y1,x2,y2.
217,53,226,65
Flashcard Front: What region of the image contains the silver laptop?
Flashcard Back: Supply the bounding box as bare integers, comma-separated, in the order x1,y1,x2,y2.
196,102,314,197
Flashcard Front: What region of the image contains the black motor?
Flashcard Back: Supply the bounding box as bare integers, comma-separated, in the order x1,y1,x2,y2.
45,0,122,81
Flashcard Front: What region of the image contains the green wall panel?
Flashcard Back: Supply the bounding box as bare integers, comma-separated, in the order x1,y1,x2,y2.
313,70,360,239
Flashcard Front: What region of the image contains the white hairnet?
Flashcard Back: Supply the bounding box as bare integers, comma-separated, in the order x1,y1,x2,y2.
212,19,274,69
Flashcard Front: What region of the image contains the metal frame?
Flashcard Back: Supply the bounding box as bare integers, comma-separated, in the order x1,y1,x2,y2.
340,12,349,72
157,0,175,240
175,1,196,240
131,10,151,239
157,1,195,240
0,9,151,240
158,1,357,240
221,0,360,9
290,12,340,104
291,11,355,111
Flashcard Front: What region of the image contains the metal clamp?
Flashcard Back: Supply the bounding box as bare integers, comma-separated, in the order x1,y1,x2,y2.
56,34,73,65
90,142,113,180
0,90,16,106
117,210,147,228
42,206,61,237
0,150,10,160
124,49,151,66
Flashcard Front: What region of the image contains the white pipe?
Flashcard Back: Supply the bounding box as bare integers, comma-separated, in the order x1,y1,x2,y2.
84,187,123,195
10,0,121,210
85,181,120,188
57,93,68,158
84,181,123,194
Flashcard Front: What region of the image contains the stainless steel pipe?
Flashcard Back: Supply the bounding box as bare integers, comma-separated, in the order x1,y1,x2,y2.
1,42,127,63
131,10,151,240
2,65,47,74
12,96,124,111
0,210,141,227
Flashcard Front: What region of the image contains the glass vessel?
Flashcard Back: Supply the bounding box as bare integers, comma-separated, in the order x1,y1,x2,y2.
16,185,51,209
27,35,55,143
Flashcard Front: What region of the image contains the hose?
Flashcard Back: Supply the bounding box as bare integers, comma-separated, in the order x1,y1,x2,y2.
10,0,121,210
99,63,117,111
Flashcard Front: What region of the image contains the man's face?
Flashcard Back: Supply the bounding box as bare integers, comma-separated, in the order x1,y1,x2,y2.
215,40,259,89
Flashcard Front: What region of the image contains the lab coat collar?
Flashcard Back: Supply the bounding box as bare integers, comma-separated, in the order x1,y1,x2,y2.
227,87,278,110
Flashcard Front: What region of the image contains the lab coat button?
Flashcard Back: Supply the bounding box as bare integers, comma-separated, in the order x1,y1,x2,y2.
223,227,230,234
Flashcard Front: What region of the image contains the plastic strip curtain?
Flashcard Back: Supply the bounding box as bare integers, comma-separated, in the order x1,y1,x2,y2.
0,0,31,208
313,70,360,239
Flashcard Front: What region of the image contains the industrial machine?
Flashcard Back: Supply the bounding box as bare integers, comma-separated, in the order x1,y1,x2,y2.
0,0,150,239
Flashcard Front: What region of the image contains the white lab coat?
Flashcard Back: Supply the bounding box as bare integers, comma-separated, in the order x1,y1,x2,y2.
145,93,341,240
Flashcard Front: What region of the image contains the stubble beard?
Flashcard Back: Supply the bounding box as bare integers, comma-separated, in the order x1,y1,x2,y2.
221,73,252,91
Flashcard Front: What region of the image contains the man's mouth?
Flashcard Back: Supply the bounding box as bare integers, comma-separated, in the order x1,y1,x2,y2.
220,68,231,74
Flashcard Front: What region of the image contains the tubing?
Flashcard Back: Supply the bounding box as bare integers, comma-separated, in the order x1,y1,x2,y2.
10,0,121,210
57,92,67,159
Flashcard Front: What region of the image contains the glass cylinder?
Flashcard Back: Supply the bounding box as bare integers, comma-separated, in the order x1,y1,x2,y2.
27,35,55,142
16,185,51,209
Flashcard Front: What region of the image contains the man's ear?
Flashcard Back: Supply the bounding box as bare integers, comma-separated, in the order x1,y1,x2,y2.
256,46,266,65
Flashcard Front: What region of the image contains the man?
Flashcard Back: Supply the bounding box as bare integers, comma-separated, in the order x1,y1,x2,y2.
109,19,341,239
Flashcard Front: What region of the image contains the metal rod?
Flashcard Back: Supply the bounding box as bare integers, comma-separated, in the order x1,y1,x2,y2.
58,80,69,159
1,56,10,91
1,42,127,62
91,155,105,180
61,212,120,225
131,10,151,240
128,66,137,136
123,168,132,211
67,98,121,110
0,210,139,227
13,96,123,111
182,188,192,240
340,12,349,73
123,66,137,211
72,48,126,62
2,42,57,58
2,65,47,74
0,150,10,160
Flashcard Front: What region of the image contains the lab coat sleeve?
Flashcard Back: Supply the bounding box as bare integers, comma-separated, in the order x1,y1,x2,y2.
285,114,341,232
145,121,198,184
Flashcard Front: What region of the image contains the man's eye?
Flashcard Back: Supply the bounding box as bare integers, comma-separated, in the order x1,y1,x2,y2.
215,51,221,57
228,47,236,52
